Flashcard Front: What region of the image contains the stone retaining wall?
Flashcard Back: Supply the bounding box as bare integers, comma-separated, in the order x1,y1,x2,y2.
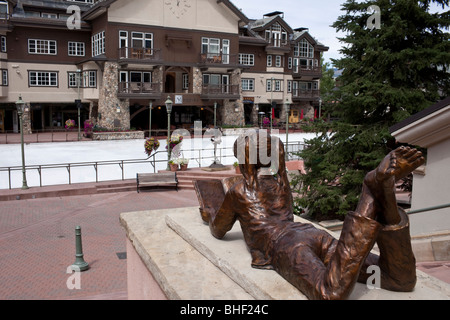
92,131,145,141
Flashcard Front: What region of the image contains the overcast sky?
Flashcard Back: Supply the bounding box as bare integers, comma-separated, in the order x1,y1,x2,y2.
231,0,446,66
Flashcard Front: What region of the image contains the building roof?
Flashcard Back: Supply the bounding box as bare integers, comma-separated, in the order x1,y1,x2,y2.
390,97,450,147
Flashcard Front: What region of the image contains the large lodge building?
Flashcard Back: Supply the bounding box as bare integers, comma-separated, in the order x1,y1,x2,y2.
0,0,328,134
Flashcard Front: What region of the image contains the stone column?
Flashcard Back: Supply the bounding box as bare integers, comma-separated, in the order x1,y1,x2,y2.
192,67,202,94
98,62,130,130
22,109,32,134
222,99,244,127
221,69,245,126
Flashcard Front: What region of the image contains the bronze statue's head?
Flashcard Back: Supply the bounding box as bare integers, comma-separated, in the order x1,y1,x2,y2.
233,131,288,190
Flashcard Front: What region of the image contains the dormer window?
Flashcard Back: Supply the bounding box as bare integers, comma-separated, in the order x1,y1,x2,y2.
295,39,314,58
265,23,288,47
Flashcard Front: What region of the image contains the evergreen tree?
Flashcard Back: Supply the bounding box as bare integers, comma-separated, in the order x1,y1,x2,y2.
294,0,449,220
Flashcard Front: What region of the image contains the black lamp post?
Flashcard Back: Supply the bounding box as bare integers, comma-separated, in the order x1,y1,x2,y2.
165,96,173,170
285,100,291,161
15,95,29,190
76,69,82,141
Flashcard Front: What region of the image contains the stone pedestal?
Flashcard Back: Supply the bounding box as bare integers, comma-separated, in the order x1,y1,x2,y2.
120,207,450,300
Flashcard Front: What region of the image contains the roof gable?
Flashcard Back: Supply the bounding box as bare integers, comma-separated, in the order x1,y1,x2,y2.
250,15,293,34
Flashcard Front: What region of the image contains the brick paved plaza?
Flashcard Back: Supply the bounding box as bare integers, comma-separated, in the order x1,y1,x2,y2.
0,189,198,300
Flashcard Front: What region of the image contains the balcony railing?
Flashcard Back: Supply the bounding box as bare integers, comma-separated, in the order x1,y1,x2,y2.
292,89,320,101
199,53,240,67
118,82,162,98
292,66,322,78
118,47,162,63
201,84,240,99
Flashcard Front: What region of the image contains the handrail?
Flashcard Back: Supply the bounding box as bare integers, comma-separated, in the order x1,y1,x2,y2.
0,141,305,190
407,203,450,215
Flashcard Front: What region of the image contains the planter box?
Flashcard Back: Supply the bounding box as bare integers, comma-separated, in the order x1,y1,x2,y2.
93,131,145,141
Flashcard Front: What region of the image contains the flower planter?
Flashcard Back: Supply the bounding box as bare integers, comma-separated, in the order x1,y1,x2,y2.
170,164,179,172
180,164,188,171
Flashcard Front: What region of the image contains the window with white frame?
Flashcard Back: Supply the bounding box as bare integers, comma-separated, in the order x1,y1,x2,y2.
0,36,6,52
41,12,58,19
202,38,220,57
274,79,282,91
85,70,97,88
182,73,189,90
68,41,85,56
29,71,58,87
267,55,272,67
130,71,152,83
266,79,272,92
28,39,57,55
266,79,282,92
131,32,153,49
68,70,97,88
265,23,288,47
241,79,254,91
275,56,282,67
203,74,230,92
239,53,254,66
297,39,314,58
0,69,7,86
92,31,105,57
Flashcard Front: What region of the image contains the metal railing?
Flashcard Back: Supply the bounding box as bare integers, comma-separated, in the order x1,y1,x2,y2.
0,141,305,190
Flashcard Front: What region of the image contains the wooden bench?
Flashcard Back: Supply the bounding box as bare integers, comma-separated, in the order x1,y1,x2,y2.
136,172,178,193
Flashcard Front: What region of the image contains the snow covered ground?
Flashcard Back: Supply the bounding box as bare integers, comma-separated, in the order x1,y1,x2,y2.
0,132,317,189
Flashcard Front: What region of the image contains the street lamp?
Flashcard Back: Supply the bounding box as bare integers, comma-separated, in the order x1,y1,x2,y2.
149,101,153,137
15,95,29,190
270,77,274,131
213,101,217,128
165,96,173,170
319,98,322,120
76,69,82,141
285,100,291,161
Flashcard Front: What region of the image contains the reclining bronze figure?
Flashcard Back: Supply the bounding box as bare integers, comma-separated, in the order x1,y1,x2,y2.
194,132,424,300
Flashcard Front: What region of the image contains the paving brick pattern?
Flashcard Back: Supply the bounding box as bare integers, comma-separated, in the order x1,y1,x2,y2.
0,190,199,300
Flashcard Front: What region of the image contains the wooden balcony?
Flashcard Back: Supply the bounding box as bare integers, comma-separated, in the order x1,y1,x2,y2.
292,66,322,79
118,82,162,99
292,89,320,101
200,84,240,100
118,48,163,66
198,53,242,70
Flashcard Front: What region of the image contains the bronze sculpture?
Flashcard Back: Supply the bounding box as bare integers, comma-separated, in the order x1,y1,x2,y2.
194,132,425,300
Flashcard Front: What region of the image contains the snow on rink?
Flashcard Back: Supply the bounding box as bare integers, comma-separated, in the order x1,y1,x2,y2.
0,132,317,190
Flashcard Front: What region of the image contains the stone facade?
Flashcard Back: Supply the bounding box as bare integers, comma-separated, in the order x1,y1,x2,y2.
192,67,203,95
98,62,130,130
221,69,245,126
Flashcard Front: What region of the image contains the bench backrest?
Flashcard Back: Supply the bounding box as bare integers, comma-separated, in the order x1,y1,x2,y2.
138,172,177,182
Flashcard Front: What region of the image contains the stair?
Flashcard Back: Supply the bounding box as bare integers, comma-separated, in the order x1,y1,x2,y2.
96,181,137,194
